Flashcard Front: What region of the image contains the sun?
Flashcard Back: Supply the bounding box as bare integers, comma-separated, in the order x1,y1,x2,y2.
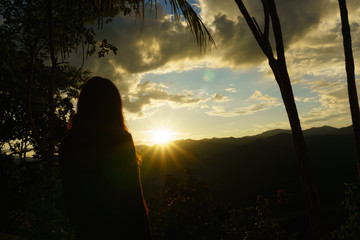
152,128,174,145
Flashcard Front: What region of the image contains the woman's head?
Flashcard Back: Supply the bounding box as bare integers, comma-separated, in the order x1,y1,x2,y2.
73,77,127,131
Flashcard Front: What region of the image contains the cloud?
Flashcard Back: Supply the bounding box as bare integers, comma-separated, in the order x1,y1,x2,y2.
206,90,280,117
210,14,265,67
206,103,273,117
84,10,203,73
303,97,317,103
67,0,360,122
212,93,230,102
64,6,208,117
250,90,279,103
200,104,209,109
122,80,233,117
195,0,342,68
297,79,353,127
195,0,360,76
77,0,344,74
198,0,359,128
79,0,360,75
224,87,237,93
295,96,318,103
204,0,336,42
73,0,360,75
123,80,206,117
279,2,360,80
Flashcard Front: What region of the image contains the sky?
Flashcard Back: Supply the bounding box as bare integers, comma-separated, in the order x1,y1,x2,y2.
72,0,360,145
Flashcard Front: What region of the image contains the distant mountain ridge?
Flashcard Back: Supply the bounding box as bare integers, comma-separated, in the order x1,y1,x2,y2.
140,125,357,208
138,126,355,166
137,126,353,149
303,125,353,136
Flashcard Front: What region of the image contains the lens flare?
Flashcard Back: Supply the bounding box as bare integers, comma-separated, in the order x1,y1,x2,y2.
203,69,216,82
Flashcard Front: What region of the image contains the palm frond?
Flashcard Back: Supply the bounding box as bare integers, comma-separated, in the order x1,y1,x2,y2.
93,0,215,52
165,0,215,51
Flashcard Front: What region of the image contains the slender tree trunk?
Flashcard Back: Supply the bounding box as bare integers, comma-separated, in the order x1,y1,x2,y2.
270,59,325,239
234,0,327,238
338,0,360,182
46,0,57,182
26,52,46,157
33,2,58,237
25,6,48,160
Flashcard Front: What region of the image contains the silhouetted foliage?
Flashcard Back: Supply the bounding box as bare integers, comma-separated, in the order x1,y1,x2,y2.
0,52,88,159
0,153,74,240
244,190,305,240
147,168,303,240
0,1,91,236
332,182,360,240
148,168,228,239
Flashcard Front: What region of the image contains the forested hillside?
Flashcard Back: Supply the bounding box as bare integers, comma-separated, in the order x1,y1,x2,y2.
140,126,357,207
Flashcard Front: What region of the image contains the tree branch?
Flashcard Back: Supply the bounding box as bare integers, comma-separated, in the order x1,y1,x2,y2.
261,0,270,40
234,0,274,60
47,0,57,158
266,0,285,63
26,52,46,157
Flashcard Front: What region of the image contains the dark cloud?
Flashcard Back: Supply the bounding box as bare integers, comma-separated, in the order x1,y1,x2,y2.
202,0,339,67
274,0,335,44
88,8,203,75
77,0,353,75
212,14,265,66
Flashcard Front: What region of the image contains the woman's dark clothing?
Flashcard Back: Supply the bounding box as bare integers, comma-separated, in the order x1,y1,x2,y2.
60,128,151,240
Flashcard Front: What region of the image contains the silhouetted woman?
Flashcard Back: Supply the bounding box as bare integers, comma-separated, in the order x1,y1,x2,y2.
60,77,151,240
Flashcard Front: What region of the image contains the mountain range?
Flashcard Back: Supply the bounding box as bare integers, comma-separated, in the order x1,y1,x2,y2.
139,126,358,208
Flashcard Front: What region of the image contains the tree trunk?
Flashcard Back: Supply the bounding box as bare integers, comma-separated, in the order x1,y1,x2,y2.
42,0,58,187
269,59,325,239
338,0,360,182
24,5,48,160
234,0,327,238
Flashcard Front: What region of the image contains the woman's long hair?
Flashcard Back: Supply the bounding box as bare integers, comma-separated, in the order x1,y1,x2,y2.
70,76,127,132
60,77,151,238
68,76,143,165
